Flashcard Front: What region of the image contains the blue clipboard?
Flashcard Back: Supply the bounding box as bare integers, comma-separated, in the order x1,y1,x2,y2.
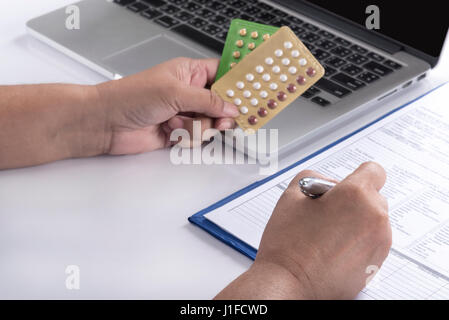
188,84,447,261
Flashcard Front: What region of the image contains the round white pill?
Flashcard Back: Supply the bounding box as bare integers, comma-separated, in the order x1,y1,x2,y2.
236,81,245,89
255,65,264,73
282,58,290,66
246,73,255,82
269,82,278,90
240,106,249,114
291,50,300,58
250,98,258,106
253,82,261,90
288,66,297,74
280,74,288,82
284,41,293,49
226,89,234,97
274,49,283,57
299,58,307,66
260,91,268,98
234,98,242,106
272,65,281,73
243,90,251,98
265,57,274,65
262,73,271,82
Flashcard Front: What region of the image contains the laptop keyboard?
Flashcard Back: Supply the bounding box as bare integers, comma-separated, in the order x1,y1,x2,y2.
113,0,403,107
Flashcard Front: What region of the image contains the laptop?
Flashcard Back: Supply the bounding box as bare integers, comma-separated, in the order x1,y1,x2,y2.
26,0,448,155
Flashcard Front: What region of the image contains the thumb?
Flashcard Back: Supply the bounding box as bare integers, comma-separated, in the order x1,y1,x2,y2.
175,86,239,118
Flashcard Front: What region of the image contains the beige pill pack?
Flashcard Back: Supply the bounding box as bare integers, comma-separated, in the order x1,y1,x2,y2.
212,26,325,132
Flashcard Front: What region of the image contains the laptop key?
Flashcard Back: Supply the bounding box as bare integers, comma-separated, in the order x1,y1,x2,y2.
202,24,222,35
367,52,385,62
196,8,214,19
287,16,303,25
318,30,335,39
222,7,240,18
330,46,352,58
332,73,366,90
167,0,183,4
311,49,331,61
189,17,208,28
154,15,180,28
324,65,337,77
259,3,274,11
290,25,306,35
315,78,351,98
160,4,180,14
141,8,162,19
311,96,331,107
183,2,201,12
255,11,276,22
303,23,319,32
302,86,321,98
141,0,166,7
357,71,380,83
239,14,256,22
244,6,261,15
302,42,315,50
302,32,320,43
341,64,363,76
350,45,368,54
172,24,224,52
346,53,368,65
270,18,291,27
363,61,393,76
173,11,194,21
315,39,336,50
209,15,229,25
207,1,226,11
114,0,135,6
325,56,347,68
215,31,228,42
229,0,247,9
334,37,351,47
384,60,402,70
273,9,288,17
127,2,149,12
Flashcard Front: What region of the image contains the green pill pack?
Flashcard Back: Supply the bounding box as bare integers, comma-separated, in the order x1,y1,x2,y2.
215,19,279,81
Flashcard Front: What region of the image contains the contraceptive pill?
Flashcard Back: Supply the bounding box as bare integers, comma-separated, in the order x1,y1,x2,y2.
212,24,324,132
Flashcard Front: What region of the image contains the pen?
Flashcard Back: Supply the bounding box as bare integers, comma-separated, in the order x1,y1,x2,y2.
298,177,336,199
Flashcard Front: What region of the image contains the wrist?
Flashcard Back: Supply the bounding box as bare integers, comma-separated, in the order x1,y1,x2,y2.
72,84,112,158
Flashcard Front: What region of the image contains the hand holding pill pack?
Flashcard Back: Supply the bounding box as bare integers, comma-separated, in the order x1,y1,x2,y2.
212,24,325,132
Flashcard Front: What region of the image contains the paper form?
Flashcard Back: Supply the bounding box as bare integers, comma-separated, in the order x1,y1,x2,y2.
205,84,449,299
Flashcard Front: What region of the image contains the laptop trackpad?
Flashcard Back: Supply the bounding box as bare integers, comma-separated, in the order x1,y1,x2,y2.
102,35,207,77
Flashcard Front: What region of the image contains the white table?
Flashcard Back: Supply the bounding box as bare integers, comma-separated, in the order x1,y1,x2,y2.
0,0,448,299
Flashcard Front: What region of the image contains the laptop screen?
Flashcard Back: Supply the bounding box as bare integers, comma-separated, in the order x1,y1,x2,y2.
295,0,448,58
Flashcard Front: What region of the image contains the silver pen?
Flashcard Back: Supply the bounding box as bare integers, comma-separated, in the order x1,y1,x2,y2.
299,177,336,199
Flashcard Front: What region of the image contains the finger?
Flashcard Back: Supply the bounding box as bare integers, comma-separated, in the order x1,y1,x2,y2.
342,162,386,192
215,118,236,131
189,58,220,87
175,86,239,118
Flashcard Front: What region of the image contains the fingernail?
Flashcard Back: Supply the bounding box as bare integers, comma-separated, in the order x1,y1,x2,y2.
217,119,235,131
223,102,239,117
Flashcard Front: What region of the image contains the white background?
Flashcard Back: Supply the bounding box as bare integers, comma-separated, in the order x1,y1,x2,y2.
0,0,448,299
